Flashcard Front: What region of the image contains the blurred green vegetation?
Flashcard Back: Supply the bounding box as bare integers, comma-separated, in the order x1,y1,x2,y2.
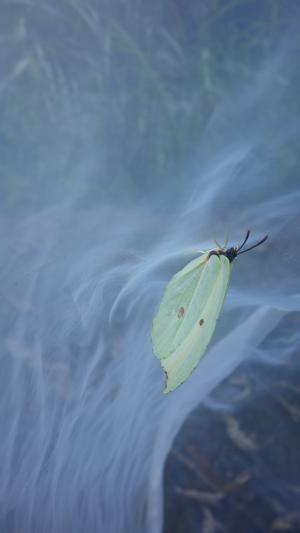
0,0,299,209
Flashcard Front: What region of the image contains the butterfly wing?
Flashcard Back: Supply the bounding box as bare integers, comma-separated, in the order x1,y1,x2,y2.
161,255,232,393
151,253,209,360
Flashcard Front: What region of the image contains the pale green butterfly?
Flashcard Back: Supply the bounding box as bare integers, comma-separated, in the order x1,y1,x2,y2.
151,231,268,393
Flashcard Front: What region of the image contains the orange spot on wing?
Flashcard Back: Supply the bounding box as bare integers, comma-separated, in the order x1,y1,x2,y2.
178,306,185,318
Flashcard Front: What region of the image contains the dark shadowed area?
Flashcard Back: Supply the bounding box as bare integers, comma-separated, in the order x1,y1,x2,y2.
0,1,299,532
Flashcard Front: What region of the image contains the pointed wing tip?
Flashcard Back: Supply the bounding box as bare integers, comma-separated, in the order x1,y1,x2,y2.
163,372,179,394
163,370,173,394
163,383,175,394
163,381,182,394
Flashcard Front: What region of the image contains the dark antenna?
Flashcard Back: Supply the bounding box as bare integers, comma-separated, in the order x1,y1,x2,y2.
237,230,251,252
238,234,268,255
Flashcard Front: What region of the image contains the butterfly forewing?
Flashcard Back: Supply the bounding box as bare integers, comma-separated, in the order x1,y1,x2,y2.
171,256,226,352
161,255,232,393
151,253,208,360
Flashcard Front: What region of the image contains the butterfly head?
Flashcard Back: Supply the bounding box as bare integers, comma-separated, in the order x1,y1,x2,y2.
224,247,238,262
209,230,268,263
